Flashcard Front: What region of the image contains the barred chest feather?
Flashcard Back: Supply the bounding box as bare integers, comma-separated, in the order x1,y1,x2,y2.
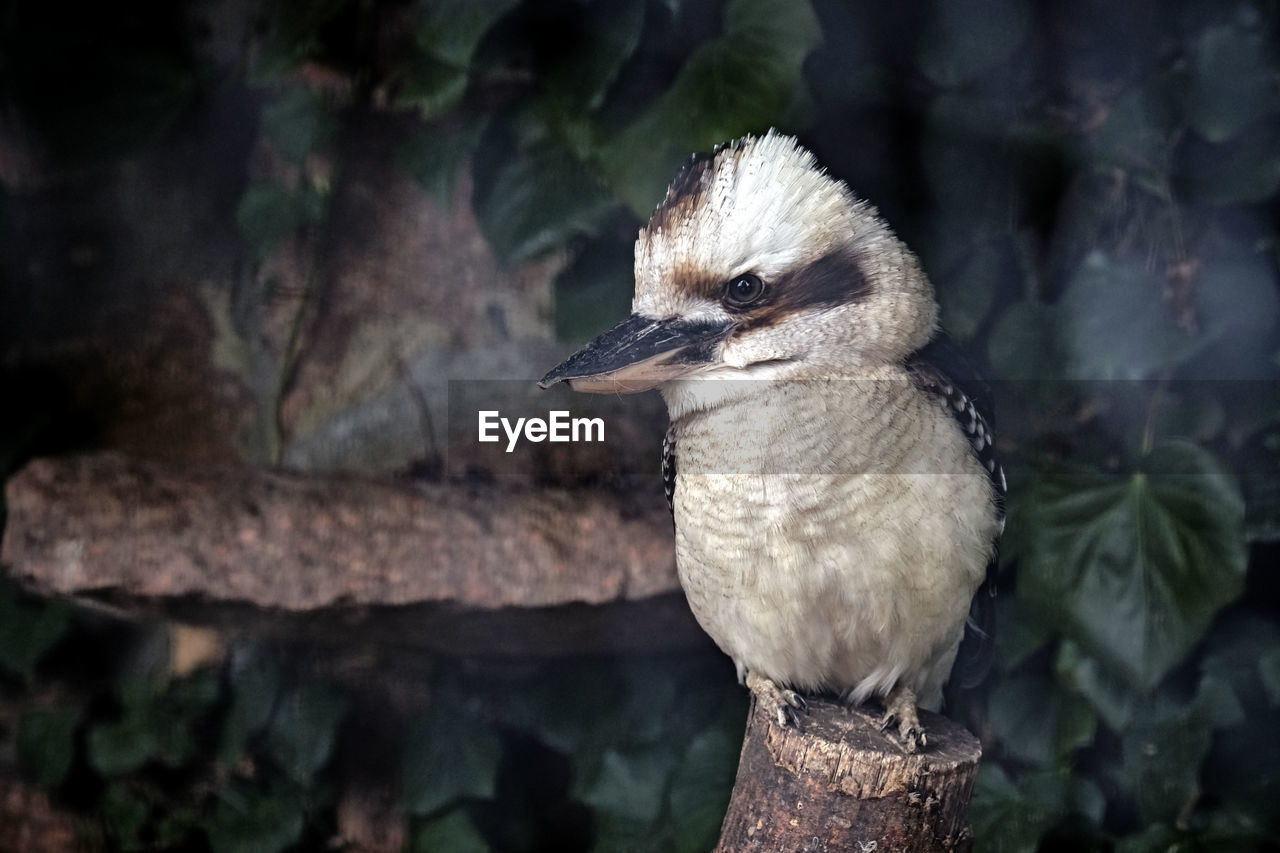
666,371,999,708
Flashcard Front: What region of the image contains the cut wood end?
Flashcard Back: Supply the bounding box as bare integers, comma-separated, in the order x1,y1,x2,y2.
714,682,982,853
752,687,982,798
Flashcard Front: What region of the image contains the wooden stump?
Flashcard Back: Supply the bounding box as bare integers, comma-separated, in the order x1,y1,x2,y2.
716,683,981,852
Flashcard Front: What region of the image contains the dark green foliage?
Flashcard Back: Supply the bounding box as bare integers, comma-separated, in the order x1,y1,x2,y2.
1017,441,1246,689
3,0,1280,850
0,596,745,852
474,139,619,265
399,116,490,202
265,682,348,785
0,585,69,683
260,89,338,166
1183,21,1280,143
412,806,490,853
917,0,1031,88
666,726,740,853
596,0,821,216
235,182,328,263
394,0,521,119
205,782,306,853
17,707,81,789
552,237,636,343
401,692,503,815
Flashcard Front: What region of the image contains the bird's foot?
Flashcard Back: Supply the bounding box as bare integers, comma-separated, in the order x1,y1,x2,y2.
745,671,808,727
879,685,926,753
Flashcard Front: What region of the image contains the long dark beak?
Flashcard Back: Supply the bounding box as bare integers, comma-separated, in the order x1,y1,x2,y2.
539,313,732,393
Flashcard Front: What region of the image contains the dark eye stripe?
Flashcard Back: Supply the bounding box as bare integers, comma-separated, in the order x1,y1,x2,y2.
778,249,869,310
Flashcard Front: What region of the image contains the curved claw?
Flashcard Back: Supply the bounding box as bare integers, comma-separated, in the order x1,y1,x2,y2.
745,672,809,729
782,688,808,712
879,685,927,753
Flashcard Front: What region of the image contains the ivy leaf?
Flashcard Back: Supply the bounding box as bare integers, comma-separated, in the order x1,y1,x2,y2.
1177,124,1280,205
220,652,282,765
552,237,636,342
668,727,739,853
969,765,1071,853
401,701,502,816
494,660,629,754
1198,616,1280,715
1060,252,1207,379
1055,641,1140,731
917,0,1030,88
1198,619,1280,839
235,183,327,262
265,683,347,785
1184,23,1280,143
1150,386,1226,444
89,705,162,776
988,673,1097,766
18,707,81,789
1089,77,1180,176
1122,702,1214,825
576,746,672,824
0,589,69,682
101,782,151,848
417,0,520,68
411,807,489,853
154,668,222,767
1117,814,1271,853
399,116,488,202
1193,669,1247,729
987,300,1068,381
920,96,1027,222
474,140,617,264
393,55,469,120
1195,252,1280,340
261,88,335,164
541,0,646,113
598,0,821,216
394,0,518,118
253,0,347,80
1019,441,1247,691
934,236,1001,342
993,593,1054,672
205,783,305,853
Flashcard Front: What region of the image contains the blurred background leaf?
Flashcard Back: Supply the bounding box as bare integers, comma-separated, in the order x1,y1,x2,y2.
0,587,69,682
2,0,1279,850
17,707,81,789
401,694,502,816
265,682,348,785
1018,441,1246,690
597,0,821,216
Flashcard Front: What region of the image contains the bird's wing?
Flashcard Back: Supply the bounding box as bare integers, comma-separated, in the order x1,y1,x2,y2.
908,335,1006,689
661,423,678,519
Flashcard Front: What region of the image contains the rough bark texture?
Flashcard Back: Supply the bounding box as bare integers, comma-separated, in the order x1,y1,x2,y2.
716,683,981,853
1,452,679,615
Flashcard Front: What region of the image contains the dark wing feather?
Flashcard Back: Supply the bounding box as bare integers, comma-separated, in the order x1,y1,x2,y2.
661,424,677,519
908,335,1006,689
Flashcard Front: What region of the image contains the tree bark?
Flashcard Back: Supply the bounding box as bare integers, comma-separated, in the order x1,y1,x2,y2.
1,453,676,612
717,682,981,853
0,453,715,656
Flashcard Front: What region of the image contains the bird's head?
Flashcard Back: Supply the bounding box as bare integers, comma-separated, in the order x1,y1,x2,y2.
540,131,937,411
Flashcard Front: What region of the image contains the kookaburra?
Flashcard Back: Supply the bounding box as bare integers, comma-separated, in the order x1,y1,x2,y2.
540,131,1004,751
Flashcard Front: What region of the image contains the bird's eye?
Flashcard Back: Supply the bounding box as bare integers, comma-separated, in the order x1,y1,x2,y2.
723,273,765,308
